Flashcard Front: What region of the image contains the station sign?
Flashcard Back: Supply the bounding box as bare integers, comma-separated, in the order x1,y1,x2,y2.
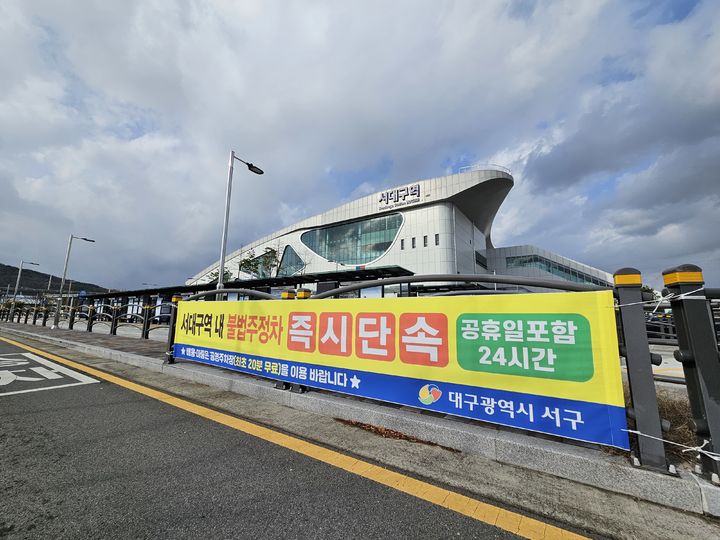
378,183,421,210
173,291,629,449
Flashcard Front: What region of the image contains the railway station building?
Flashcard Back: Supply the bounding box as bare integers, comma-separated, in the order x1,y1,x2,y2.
190,166,612,291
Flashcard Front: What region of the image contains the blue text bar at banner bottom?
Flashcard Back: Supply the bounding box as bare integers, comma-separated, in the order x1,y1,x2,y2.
174,343,629,450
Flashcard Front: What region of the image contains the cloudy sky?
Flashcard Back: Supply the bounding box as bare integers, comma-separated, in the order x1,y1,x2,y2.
1,0,718,290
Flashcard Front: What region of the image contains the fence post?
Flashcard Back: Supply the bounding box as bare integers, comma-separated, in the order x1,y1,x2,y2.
141,295,152,339
110,301,119,335
69,303,76,330
285,289,307,393
165,294,182,364
42,307,49,326
614,268,668,472
23,308,29,324
663,264,720,483
87,303,95,332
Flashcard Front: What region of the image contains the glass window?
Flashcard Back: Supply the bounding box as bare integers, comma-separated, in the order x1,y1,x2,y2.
475,251,487,269
423,235,428,247
277,245,305,277
506,255,611,286
435,233,439,246
401,239,405,250
300,213,402,265
412,237,416,249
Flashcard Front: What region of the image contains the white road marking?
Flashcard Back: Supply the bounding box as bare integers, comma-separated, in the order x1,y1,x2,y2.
23,353,98,383
0,352,98,396
0,382,99,397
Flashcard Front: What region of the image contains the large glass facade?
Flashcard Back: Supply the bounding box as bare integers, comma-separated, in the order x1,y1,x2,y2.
276,245,305,277
506,254,611,287
300,213,403,265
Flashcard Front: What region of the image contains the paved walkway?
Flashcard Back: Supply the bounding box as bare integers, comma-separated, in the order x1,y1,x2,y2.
0,321,167,361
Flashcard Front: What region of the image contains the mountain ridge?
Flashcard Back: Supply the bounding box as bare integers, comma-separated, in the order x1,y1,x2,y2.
0,262,107,297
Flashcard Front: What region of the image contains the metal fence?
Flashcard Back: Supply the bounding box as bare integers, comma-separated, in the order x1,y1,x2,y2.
2,264,719,482
0,293,178,338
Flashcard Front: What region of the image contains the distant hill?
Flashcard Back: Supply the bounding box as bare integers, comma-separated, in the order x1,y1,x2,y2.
0,262,107,298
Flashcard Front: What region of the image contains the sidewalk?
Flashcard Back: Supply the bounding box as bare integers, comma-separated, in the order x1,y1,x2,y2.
1,320,719,539
0,321,168,360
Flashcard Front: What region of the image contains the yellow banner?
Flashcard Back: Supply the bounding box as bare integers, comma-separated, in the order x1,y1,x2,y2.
175,290,623,407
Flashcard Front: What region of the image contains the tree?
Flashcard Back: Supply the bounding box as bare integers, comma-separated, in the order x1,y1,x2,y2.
237,247,280,279
207,269,233,284
641,284,662,300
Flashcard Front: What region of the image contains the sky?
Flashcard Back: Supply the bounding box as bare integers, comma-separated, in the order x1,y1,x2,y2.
1,0,718,290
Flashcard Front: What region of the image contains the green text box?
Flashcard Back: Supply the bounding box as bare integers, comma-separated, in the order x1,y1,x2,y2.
456,313,593,381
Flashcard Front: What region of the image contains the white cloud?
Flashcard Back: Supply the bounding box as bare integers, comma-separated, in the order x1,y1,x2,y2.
0,0,718,290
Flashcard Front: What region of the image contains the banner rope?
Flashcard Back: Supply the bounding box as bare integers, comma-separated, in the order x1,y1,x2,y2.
623,428,720,461
613,287,705,310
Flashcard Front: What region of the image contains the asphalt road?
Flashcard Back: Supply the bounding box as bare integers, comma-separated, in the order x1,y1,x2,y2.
0,340,519,539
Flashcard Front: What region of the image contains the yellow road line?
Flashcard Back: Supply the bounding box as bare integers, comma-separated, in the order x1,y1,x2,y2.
1,336,587,540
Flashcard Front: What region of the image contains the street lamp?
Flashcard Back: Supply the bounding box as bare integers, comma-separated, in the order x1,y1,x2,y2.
8,260,39,320
53,235,95,328
217,150,264,290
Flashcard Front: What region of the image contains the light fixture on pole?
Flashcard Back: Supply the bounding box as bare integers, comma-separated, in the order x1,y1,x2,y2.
9,260,39,320
216,150,264,291
53,235,95,328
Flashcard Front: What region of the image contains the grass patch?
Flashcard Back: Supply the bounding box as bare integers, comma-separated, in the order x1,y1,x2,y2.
624,384,697,467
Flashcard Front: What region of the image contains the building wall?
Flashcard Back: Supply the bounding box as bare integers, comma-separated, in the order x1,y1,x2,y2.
199,200,499,284
453,208,489,275
218,202,468,281
483,245,613,287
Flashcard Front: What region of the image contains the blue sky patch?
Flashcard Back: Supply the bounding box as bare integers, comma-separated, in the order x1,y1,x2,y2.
630,0,700,27
326,156,394,198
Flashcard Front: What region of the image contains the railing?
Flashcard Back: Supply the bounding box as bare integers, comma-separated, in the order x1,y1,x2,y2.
0,294,182,340
311,273,605,299
458,163,512,175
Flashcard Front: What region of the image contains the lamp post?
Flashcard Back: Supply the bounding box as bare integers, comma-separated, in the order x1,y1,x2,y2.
53,235,95,328
216,150,264,291
9,260,39,321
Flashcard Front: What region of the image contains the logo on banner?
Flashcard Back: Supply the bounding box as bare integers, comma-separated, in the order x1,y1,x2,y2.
418,383,442,405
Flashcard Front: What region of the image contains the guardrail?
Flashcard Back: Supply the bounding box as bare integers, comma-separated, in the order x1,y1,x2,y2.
0,293,180,339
